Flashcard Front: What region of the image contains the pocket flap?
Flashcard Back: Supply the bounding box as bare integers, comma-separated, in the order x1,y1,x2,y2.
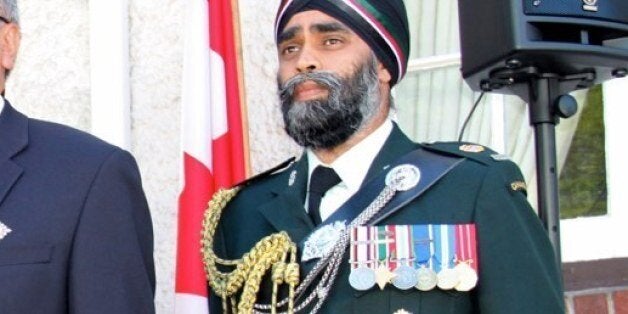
0,245,53,266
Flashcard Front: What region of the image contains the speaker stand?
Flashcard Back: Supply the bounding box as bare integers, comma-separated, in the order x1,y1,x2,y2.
484,67,592,267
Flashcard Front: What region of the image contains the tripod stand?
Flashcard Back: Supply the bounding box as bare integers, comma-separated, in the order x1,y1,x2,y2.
482,66,597,266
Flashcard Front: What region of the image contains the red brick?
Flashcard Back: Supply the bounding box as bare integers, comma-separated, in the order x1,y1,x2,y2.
614,290,628,314
574,294,608,314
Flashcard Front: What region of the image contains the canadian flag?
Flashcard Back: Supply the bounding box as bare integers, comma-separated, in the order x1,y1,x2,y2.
175,0,247,313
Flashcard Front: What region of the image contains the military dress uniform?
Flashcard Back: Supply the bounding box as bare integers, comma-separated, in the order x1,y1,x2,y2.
206,123,564,314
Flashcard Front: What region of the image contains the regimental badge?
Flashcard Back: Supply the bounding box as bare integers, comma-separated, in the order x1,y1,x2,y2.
302,221,346,261
459,144,485,153
0,221,12,241
583,0,598,12
511,181,527,193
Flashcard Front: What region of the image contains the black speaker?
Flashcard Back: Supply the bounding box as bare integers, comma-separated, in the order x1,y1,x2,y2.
458,0,628,95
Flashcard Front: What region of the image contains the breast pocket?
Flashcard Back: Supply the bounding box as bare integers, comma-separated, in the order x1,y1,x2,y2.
353,288,472,314
0,245,53,266
395,289,472,314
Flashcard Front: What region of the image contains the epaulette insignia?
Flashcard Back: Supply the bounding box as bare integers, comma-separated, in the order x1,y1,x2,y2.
511,181,527,192
491,154,511,161
459,144,485,153
235,157,296,187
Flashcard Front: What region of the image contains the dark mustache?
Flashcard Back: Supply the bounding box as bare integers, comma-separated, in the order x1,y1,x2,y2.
279,72,342,100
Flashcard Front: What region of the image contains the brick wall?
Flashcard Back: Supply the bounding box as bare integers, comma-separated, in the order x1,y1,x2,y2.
565,288,628,314
563,258,628,314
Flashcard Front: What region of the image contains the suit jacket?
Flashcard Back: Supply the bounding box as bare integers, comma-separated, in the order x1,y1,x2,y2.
209,124,563,313
0,102,155,313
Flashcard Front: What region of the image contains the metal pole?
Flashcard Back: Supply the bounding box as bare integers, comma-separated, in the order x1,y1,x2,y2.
527,77,563,267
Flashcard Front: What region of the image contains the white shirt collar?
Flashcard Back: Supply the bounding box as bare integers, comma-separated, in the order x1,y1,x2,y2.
307,119,393,194
0,96,4,115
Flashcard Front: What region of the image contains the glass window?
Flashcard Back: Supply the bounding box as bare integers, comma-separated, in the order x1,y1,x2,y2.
559,85,608,219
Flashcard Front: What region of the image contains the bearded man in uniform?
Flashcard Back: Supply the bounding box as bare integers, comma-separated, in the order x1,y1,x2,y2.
204,1,564,313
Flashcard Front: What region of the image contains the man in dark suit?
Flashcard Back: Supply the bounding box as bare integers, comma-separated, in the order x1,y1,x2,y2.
0,1,155,313
205,0,564,313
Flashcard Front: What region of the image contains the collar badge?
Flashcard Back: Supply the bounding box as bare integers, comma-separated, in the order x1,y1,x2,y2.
288,170,297,186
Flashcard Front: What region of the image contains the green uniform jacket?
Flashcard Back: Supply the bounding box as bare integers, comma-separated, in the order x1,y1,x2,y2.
209,124,564,313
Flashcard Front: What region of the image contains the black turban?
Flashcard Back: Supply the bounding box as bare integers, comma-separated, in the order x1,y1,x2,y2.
275,0,410,86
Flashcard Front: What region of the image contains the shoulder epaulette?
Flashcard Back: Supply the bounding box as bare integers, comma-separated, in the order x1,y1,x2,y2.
234,157,296,188
421,142,500,165
423,142,528,194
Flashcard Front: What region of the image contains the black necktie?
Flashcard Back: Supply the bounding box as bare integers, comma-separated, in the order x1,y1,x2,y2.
308,166,341,225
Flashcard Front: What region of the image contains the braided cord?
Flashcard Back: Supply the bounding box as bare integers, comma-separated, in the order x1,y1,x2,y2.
254,185,398,314
201,188,299,314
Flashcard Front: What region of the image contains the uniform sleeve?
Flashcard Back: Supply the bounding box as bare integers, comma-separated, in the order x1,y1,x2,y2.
208,213,228,313
68,149,156,314
473,161,564,313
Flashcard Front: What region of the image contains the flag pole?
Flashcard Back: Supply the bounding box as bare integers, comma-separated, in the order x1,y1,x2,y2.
230,0,251,177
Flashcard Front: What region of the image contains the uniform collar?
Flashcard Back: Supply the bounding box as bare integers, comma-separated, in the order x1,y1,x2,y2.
307,119,393,194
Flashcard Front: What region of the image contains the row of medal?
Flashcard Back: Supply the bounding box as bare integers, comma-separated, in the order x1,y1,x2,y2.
348,224,479,292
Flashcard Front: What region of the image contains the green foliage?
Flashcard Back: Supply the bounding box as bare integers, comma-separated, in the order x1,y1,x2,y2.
559,85,607,219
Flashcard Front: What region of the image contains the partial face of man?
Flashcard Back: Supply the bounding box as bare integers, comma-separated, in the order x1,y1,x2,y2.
276,10,388,149
0,16,20,92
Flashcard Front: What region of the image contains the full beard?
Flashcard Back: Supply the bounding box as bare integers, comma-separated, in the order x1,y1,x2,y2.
278,56,381,150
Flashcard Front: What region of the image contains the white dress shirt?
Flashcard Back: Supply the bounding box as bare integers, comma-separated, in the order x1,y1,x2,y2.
0,96,5,115
306,119,393,221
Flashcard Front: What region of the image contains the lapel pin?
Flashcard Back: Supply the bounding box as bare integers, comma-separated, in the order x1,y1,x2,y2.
0,221,12,241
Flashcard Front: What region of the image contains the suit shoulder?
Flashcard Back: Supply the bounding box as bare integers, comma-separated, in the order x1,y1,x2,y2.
25,118,140,177
28,117,121,158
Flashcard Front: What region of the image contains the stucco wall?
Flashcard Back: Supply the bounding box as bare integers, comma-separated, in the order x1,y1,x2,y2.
6,1,290,312
238,0,300,173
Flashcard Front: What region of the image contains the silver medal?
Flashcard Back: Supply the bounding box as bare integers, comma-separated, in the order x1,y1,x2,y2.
349,266,376,291
436,267,460,290
454,263,478,292
391,265,418,290
415,266,438,291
